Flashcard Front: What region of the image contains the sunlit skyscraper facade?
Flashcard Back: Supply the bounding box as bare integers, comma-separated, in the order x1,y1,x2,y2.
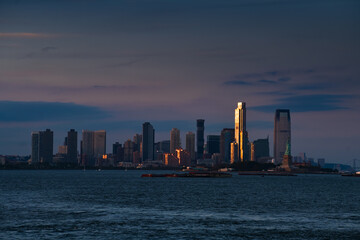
234,102,249,162
274,109,291,164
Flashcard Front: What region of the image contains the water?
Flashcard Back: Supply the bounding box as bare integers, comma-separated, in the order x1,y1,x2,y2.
0,170,359,239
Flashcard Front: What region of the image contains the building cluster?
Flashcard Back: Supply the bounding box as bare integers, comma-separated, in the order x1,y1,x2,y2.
28,101,325,169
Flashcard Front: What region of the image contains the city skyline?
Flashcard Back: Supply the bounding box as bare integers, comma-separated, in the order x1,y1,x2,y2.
0,0,359,164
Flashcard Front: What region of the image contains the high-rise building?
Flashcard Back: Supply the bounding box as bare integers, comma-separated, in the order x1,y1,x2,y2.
67,129,77,164
253,137,270,162
170,128,181,153
274,109,291,164
185,132,195,162
31,129,54,164
142,122,154,161
176,148,191,166
196,119,205,160
220,128,234,164
81,130,106,166
31,132,40,163
207,135,220,155
230,142,238,164
124,139,135,162
133,134,142,152
94,130,106,159
234,102,249,162
113,142,123,163
82,130,94,166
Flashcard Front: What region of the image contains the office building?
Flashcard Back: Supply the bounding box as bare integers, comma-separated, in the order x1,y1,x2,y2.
31,129,54,164
234,102,249,162
142,122,154,161
196,119,205,160
67,129,77,164
81,130,106,166
133,134,142,152
124,139,135,162
253,137,270,162
186,132,196,162
170,128,181,154
176,148,191,166
220,128,234,164
94,130,106,158
274,109,291,164
207,135,220,155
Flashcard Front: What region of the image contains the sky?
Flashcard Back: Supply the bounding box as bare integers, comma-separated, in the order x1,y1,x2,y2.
0,0,359,164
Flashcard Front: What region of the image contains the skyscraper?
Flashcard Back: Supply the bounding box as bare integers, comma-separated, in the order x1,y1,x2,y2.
170,128,181,153
234,102,249,162
207,135,220,155
94,130,106,158
67,129,77,164
31,129,53,164
31,132,40,163
220,128,234,164
196,119,205,160
82,130,94,166
142,122,154,161
274,109,291,164
185,132,195,162
252,137,270,162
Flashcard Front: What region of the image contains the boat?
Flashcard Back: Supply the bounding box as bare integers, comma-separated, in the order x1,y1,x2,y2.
341,172,360,177
238,171,297,176
141,172,232,178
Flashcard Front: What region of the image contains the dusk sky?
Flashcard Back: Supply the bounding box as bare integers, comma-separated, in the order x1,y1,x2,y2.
0,0,359,164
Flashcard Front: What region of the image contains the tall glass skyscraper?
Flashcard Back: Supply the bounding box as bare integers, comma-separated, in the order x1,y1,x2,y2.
196,119,205,160
31,129,53,164
170,128,181,154
220,128,234,164
142,122,154,161
274,109,291,164
235,102,249,162
185,132,195,162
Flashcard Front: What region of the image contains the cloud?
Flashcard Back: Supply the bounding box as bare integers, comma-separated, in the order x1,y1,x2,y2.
223,80,252,85
0,101,110,122
0,32,61,38
41,46,57,52
257,79,277,84
251,94,351,113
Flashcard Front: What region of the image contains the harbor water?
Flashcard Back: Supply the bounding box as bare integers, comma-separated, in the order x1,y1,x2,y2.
1,170,359,239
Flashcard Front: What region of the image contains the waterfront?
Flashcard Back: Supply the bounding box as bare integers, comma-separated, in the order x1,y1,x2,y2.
1,170,359,239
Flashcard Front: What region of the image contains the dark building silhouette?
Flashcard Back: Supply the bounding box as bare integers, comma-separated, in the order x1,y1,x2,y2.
155,140,170,153
207,135,220,155
253,137,270,162
196,119,205,160
124,140,135,162
186,132,196,163
31,129,53,164
67,129,77,164
220,128,234,164
274,109,291,164
81,130,94,166
113,142,124,163
142,122,154,161
133,134,142,153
